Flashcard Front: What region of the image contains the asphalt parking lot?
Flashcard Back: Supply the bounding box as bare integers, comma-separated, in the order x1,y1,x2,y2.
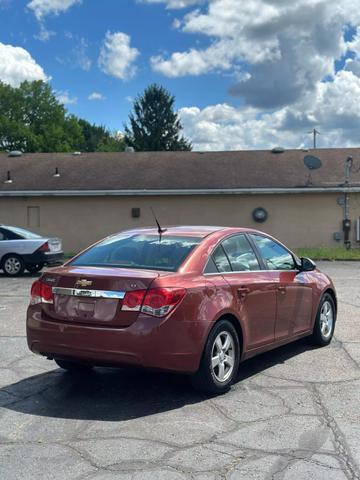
0,262,359,480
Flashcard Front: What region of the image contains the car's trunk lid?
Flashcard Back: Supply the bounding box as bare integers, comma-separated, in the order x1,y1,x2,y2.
41,266,169,327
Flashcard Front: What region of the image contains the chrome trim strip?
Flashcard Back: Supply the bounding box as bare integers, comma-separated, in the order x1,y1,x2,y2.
52,287,125,299
203,269,299,276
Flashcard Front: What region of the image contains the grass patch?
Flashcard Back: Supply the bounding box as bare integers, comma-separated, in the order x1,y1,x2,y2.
295,247,360,261
64,252,78,260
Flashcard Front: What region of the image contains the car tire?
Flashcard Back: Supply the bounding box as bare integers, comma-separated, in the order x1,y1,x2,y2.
191,319,240,395
26,263,44,274
309,293,336,347
2,254,25,277
55,359,94,372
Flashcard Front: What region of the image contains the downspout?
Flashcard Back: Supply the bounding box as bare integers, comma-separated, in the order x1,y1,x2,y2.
343,157,353,249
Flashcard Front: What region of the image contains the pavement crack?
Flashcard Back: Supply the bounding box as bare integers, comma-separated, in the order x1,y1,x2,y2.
312,384,360,480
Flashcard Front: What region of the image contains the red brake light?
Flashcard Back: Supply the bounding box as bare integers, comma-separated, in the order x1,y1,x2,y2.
30,280,54,304
142,288,186,317
122,289,146,311
37,242,50,253
121,288,186,317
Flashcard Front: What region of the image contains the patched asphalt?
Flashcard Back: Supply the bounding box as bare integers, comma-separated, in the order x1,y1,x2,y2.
0,262,359,480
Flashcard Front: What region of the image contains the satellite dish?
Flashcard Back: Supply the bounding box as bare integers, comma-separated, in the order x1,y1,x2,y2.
304,155,322,170
271,147,285,154
8,150,23,157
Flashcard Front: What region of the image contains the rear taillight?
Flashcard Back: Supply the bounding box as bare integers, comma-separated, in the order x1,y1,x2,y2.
37,242,50,253
142,288,186,317
122,289,146,311
30,280,54,305
122,287,186,317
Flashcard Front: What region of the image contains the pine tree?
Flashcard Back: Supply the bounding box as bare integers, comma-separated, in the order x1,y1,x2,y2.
124,84,191,151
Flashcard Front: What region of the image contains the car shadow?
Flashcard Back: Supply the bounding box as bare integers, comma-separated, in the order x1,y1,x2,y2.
1,338,314,422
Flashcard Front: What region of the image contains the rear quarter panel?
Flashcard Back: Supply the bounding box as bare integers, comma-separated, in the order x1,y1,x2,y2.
151,272,242,367
0,239,46,259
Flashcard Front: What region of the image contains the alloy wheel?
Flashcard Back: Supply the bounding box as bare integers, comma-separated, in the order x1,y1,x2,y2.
320,300,334,339
4,257,21,275
211,331,235,383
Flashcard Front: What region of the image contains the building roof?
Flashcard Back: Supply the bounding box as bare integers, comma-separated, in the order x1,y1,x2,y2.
1,148,360,196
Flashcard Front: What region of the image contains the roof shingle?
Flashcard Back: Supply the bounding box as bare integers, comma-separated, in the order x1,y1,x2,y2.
0,148,359,192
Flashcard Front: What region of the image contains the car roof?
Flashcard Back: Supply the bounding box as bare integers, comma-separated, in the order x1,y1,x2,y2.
120,225,259,238
121,225,226,238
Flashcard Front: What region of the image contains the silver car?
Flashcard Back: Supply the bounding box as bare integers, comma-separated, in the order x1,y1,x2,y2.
0,225,63,276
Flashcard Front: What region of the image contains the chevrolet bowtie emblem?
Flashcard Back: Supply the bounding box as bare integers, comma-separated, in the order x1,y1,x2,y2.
75,279,93,288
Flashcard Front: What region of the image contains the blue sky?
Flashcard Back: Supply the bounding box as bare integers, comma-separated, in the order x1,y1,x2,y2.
1,0,360,150
0,0,231,130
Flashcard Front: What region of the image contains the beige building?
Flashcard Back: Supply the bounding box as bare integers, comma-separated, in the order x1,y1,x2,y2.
1,149,360,253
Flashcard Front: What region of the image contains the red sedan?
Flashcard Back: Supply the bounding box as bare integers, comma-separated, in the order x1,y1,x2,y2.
27,226,337,394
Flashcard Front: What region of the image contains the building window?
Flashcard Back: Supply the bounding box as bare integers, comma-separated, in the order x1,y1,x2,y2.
27,206,40,228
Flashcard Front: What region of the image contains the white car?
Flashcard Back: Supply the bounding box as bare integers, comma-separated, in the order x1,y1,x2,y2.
0,225,63,276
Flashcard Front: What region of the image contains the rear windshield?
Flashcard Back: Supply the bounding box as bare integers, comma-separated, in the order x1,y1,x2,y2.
70,234,202,272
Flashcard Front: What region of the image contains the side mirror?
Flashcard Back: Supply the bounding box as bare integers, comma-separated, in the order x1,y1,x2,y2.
300,257,316,272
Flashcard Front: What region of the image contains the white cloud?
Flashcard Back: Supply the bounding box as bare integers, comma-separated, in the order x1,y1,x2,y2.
180,70,360,151
74,37,91,71
146,0,360,150
56,90,77,105
345,28,360,77
56,36,91,71
141,0,202,9
27,0,81,20
34,24,56,42
151,0,360,111
0,42,48,87
180,104,287,151
88,92,105,101
98,31,139,81
151,42,235,77
347,28,360,55
345,58,360,77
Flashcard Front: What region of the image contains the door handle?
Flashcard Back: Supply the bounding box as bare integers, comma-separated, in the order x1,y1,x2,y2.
277,286,286,294
237,287,250,298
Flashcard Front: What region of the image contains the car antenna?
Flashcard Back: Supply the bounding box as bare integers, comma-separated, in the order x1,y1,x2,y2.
150,207,167,242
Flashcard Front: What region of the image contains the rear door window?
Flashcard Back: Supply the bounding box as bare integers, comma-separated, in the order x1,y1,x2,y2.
0,228,19,240
222,234,260,271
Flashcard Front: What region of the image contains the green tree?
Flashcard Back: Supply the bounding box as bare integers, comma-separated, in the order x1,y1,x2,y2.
0,80,83,152
124,84,191,151
77,119,125,152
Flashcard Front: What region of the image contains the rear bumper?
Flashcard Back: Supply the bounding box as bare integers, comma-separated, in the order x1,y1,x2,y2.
26,306,203,373
23,251,64,266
